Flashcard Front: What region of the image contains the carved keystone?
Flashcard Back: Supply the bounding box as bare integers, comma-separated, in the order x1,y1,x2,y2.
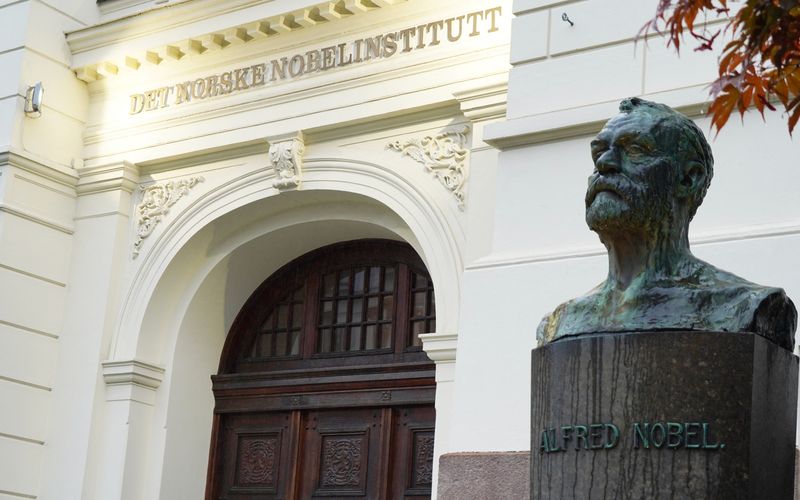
267,132,305,190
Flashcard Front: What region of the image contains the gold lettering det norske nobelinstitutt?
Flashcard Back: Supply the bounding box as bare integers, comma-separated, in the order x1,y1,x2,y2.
129,6,503,115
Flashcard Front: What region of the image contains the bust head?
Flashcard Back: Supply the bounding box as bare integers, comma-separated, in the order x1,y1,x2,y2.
586,98,714,244
538,98,796,350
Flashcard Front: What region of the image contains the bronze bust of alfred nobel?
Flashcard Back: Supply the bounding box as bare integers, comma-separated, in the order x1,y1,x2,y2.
537,98,797,350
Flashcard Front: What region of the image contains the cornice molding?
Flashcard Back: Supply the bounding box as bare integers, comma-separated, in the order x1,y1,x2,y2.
76,161,141,195
0,149,79,189
68,0,408,83
0,203,75,235
98,0,192,17
82,47,508,150
101,359,165,389
419,333,457,363
484,87,710,150
453,82,508,122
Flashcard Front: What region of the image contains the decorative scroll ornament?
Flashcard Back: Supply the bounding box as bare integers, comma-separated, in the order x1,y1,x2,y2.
387,127,469,209
132,176,204,258
268,134,305,190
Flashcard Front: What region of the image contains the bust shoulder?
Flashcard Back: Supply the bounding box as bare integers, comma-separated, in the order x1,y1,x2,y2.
536,264,797,349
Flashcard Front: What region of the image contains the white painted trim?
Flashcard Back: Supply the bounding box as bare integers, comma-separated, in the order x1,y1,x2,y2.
0,489,37,500
0,318,59,339
68,0,407,79
13,174,77,199
483,86,711,150
98,0,190,17
112,155,465,361
419,332,457,363
81,48,509,149
102,359,165,390
0,203,75,235
0,431,44,446
0,261,66,287
468,220,800,271
76,161,140,195
0,374,51,392
454,82,508,122
0,149,79,189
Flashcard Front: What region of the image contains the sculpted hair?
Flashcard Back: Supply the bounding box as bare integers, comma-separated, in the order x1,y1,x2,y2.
619,97,714,220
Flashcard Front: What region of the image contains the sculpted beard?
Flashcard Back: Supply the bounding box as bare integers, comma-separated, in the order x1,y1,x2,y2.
585,158,675,237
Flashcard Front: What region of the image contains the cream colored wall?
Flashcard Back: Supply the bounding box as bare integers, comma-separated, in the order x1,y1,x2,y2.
0,1,98,499
447,0,800,456
9,0,792,498
41,1,514,498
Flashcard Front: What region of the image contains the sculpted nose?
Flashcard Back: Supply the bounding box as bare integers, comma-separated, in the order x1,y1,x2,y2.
595,149,619,175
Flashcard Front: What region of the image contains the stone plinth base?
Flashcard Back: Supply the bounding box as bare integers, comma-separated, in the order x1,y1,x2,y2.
438,452,529,500
531,331,798,500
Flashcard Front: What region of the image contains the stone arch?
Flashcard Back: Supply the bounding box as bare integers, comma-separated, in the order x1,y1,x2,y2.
113,157,465,364
102,156,465,498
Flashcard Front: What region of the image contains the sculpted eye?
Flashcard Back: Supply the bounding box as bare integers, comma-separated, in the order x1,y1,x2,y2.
625,143,647,158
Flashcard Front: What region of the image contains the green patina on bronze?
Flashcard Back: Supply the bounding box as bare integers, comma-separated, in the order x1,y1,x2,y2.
537,98,797,350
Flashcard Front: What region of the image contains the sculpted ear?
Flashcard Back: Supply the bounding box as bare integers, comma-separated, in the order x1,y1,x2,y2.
676,161,706,200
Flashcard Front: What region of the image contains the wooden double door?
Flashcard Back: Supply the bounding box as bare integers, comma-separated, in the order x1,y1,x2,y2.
213,405,434,499
206,241,437,499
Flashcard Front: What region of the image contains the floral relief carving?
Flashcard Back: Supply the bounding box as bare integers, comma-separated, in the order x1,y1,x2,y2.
414,434,435,485
387,127,469,209
237,437,278,486
268,136,305,190
320,437,363,487
133,177,203,258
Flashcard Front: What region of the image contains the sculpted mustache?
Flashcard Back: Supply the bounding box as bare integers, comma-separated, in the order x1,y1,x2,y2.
585,178,631,205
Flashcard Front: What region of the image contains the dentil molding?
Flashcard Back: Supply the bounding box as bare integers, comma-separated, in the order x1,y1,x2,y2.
68,0,408,82
388,127,468,209
267,132,305,190
133,176,204,257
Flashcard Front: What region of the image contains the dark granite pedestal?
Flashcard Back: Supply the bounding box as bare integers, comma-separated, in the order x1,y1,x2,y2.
530,331,799,500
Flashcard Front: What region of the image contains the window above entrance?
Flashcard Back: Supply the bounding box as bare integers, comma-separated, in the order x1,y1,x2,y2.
220,240,435,374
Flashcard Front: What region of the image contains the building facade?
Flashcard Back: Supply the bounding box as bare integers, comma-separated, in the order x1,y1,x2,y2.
1,0,798,498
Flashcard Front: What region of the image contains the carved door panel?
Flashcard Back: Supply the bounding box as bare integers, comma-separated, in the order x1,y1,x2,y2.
214,412,297,499
212,406,435,499
298,408,387,499
388,406,436,499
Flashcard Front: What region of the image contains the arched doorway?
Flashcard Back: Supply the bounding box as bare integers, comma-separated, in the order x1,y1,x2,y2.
206,239,436,499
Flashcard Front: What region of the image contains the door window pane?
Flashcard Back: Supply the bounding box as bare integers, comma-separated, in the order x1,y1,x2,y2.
365,325,378,349
366,297,379,321
368,267,381,292
381,295,394,321
353,268,366,293
351,298,364,322
333,327,346,352
320,300,334,325
380,324,392,349
338,273,350,295
349,326,362,350
383,267,395,292
336,300,348,324
322,273,336,297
